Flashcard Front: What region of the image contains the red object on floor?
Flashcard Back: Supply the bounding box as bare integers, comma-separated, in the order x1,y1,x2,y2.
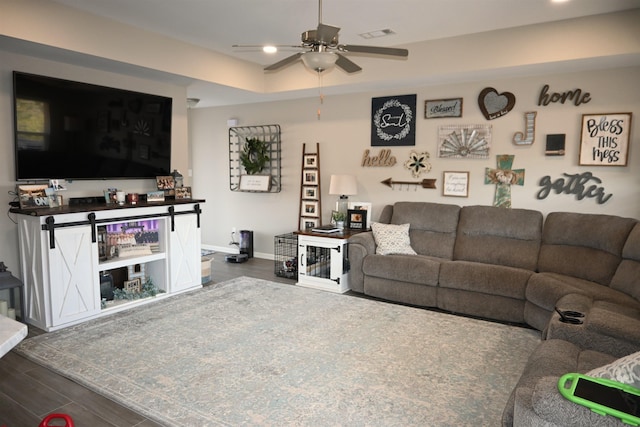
39,413,74,427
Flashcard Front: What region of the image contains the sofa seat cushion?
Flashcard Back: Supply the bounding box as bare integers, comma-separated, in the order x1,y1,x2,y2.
526,272,639,312
439,260,532,300
362,254,441,286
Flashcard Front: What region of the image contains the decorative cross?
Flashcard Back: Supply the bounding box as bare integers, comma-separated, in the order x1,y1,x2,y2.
484,154,525,208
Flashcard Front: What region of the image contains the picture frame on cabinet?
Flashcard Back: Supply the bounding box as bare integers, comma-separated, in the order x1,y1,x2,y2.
347,202,372,229
18,184,50,209
347,209,367,229
175,187,192,199
147,191,165,203
156,176,175,190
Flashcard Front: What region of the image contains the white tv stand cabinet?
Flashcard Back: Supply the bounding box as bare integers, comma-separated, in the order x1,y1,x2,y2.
13,200,204,331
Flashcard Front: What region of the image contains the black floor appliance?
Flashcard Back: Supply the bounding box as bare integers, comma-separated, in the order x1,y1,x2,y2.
239,230,254,258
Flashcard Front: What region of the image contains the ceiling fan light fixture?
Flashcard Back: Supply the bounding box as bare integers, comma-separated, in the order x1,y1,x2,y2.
301,51,338,72
263,45,278,54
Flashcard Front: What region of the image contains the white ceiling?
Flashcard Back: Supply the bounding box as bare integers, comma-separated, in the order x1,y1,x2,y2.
51,0,640,67
44,0,640,106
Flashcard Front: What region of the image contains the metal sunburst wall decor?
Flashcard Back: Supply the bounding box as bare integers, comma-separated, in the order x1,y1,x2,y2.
438,124,491,159
404,151,431,178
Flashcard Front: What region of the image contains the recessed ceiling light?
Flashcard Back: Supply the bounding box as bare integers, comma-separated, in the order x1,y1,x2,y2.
263,46,278,54
358,29,395,40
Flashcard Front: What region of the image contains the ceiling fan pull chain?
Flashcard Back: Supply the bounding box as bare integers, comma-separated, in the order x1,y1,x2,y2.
317,70,324,120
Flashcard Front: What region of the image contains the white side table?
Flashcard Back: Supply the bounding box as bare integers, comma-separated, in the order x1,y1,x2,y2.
295,228,364,293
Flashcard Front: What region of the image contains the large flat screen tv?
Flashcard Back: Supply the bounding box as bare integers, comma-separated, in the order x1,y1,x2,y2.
13,71,173,181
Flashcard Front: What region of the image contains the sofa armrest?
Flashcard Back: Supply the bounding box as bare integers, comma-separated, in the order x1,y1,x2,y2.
586,302,640,352
348,232,376,293
545,295,640,357
349,231,376,254
527,376,623,426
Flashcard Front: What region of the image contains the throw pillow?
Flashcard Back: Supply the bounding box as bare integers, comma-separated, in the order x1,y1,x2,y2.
371,222,417,255
586,350,640,389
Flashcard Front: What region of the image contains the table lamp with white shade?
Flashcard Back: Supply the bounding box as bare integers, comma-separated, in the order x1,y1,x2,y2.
329,174,358,216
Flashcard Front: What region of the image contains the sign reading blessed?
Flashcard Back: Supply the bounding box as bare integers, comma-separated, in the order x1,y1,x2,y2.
579,113,632,166
371,94,416,146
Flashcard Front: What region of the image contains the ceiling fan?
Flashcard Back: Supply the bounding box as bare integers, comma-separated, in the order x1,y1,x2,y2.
232,0,408,74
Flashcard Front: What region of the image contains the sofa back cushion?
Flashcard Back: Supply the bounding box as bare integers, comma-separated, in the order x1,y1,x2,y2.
453,205,542,270
378,204,394,224
389,202,460,259
538,212,637,286
610,222,640,300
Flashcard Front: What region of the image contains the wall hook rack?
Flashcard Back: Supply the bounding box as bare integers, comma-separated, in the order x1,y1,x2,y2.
381,177,437,190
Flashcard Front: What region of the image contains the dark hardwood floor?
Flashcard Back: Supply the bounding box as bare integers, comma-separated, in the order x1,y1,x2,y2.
0,253,295,427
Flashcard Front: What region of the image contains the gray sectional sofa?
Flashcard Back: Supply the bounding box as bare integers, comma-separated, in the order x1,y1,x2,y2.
347,201,640,426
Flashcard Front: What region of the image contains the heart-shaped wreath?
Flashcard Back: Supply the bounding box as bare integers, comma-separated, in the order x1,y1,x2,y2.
240,137,270,174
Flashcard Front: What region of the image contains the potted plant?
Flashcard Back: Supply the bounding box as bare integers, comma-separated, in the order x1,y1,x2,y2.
332,211,347,229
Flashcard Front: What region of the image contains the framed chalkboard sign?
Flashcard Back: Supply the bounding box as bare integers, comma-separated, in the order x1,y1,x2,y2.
371,94,416,146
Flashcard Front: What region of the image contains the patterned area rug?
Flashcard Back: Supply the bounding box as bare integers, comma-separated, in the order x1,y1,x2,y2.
16,277,540,426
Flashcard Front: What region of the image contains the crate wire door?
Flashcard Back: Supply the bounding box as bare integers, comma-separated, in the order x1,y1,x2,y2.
229,124,281,192
274,233,298,279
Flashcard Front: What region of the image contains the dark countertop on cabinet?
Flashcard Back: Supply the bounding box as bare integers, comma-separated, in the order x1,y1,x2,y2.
10,199,206,217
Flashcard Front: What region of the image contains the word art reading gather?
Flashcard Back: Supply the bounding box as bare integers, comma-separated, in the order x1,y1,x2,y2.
536,172,612,204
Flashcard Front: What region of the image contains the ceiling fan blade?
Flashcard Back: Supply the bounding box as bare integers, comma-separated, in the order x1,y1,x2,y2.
233,44,302,49
316,23,340,45
335,53,362,74
339,44,408,57
264,52,303,71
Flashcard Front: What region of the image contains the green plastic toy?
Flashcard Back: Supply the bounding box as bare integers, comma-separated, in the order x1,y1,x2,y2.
558,373,640,426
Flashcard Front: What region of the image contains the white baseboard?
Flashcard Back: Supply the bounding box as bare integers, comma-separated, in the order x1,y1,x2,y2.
201,244,273,260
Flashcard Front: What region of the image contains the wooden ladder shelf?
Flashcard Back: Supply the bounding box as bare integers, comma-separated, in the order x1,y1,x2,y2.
298,143,322,230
